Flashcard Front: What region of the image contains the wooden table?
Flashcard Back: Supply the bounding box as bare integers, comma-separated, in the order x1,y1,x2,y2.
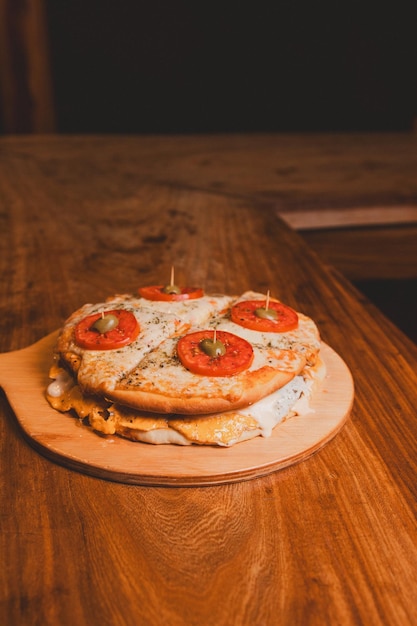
1,134,417,626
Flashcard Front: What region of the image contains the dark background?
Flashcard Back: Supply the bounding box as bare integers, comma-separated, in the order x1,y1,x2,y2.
2,1,416,342
45,1,417,134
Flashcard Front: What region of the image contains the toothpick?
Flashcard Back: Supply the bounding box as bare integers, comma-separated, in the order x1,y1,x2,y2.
265,290,270,309
213,328,217,342
170,265,175,287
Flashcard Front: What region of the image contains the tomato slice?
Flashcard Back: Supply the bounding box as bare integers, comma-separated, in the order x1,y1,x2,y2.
177,330,254,377
231,300,298,333
74,310,140,350
138,285,204,302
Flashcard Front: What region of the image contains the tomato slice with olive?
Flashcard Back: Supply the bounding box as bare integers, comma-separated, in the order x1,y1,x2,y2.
177,330,254,377
231,300,299,333
74,309,140,350
138,285,204,302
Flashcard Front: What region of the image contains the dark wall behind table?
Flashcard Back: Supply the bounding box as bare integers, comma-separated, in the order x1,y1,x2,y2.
45,1,417,134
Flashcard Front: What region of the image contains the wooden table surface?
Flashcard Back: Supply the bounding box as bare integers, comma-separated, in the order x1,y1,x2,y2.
1,133,417,626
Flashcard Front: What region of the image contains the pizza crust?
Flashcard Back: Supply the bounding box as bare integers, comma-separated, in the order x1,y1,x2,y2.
48,290,323,444
107,360,304,414
104,326,307,413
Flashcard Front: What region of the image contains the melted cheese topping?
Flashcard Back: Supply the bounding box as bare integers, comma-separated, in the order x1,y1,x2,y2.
57,293,233,393
47,366,74,398
115,334,304,404
136,293,233,325
213,296,321,365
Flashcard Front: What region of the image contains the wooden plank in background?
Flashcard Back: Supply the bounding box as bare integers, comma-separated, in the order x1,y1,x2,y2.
278,205,417,230
300,224,417,281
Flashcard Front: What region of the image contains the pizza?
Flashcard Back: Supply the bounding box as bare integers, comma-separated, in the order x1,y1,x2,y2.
46,282,325,447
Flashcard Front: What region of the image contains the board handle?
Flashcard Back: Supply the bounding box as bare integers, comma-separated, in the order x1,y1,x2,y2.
0,331,59,385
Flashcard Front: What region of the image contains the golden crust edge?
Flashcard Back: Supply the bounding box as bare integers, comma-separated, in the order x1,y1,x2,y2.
104,365,303,415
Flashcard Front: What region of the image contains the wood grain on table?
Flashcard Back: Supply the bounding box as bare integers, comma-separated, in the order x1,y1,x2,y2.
1,134,417,626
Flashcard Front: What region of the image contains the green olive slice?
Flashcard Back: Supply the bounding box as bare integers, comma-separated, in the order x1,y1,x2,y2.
92,314,119,334
162,284,182,295
255,307,278,321
200,338,226,357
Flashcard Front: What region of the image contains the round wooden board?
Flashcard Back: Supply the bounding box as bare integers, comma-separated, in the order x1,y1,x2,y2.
0,332,354,486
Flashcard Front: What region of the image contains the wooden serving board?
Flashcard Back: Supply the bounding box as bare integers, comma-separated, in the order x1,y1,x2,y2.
0,332,354,486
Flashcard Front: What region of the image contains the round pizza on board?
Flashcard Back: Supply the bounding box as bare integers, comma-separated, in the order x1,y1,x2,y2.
46,281,325,447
